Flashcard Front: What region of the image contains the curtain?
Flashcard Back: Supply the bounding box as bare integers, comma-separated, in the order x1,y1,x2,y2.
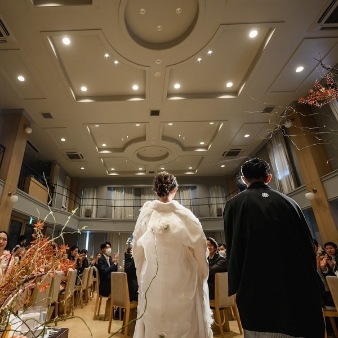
80,187,97,218
106,187,114,218
111,188,135,219
267,130,297,194
141,187,154,205
176,187,192,210
77,232,87,251
208,186,225,217
204,231,225,246
61,175,70,210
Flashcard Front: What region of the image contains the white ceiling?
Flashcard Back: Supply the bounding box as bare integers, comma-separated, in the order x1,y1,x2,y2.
0,0,337,178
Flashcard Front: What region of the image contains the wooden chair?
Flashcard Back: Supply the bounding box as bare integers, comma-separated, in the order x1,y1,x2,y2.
323,276,338,337
210,272,243,337
86,266,94,302
92,266,98,297
93,268,110,320
75,267,90,308
108,272,138,337
46,271,63,326
28,274,53,308
58,269,77,319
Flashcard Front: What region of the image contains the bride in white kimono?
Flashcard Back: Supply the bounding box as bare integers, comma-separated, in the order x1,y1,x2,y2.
132,172,213,338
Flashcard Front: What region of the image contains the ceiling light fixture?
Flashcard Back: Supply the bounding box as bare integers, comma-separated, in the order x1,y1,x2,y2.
136,123,140,126
104,53,110,59
139,168,142,170
102,143,106,147
132,85,139,90
81,86,87,92
200,141,205,145
8,192,18,203
168,123,173,125
155,72,161,77
249,30,258,38
197,57,202,63
140,8,146,14
189,167,192,169
207,50,213,56
174,83,180,89
209,122,214,125
62,37,70,45
95,124,99,127
18,75,25,82
176,8,182,14
80,167,85,170
226,82,233,88
61,138,66,142
161,167,165,170
244,134,250,138
157,26,162,31
221,165,225,168
111,168,115,170
113,60,119,66
284,120,293,128
296,66,304,73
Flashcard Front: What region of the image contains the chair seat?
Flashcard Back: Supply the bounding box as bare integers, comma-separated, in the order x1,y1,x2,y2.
324,306,336,311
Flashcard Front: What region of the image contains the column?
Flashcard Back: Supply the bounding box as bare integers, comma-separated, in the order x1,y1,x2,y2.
289,104,338,243
0,111,30,232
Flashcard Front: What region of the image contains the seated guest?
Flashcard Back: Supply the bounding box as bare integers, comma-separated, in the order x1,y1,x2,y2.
217,243,226,258
207,237,227,300
0,231,12,283
324,241,338,273
79,249,89,274
124,247,138,301
97,242,117,297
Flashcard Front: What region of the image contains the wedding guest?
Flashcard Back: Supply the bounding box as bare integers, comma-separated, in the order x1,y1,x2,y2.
217,243,227,258
224,157,324,338
207,237,227,300
0,231,12,283
133,171,213,338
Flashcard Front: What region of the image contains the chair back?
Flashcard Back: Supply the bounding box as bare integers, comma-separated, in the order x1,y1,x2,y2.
30,274,53,308
64,269,77,298
49,271,63,304
87,267,93,289
326,276,338,308
215,272,235,308
79,267,90,290
111,272,129,308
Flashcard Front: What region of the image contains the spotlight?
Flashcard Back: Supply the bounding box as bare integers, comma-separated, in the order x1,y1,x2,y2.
25,126,32,134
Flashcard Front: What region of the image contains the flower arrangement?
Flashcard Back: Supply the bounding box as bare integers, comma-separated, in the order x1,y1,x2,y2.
0,220,76,337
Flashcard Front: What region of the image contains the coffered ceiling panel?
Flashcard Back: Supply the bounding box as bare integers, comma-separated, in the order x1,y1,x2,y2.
156,155,204,175
102,157,147,176
231,123,267,146
0,50,45,100
43,31,147,101
166,24,275,99
44,127,78,150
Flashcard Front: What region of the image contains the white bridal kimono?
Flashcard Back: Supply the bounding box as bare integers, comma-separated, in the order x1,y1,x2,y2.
132,200,213,338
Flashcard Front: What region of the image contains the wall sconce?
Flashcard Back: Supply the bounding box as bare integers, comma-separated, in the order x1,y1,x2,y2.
25,126,32,134
8,192,19,203
305,188,317,200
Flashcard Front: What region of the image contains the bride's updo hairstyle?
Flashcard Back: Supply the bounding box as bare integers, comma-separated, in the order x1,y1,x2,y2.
153,171,179,197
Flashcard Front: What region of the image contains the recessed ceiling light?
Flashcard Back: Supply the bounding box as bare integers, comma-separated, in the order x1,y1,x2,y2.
17,75,25,82
168,122,173,125
104,53,110,59
139,168,142,170
197,57,202,63
226,82,233,88
140,8,145,14
126,135,129,138
244,134,250,138
102,143,106,147
132,85,139,90
62,37,70,45
156,59,161,65
113,60,119,66
80,167,85,170
200,141,205,145
176,8,182,14
155,72,161,77
111,168,115,170
249,30,258,38
221,165,225,168
161,167,165,170
81,86,87,92
157,26,162,31
174,83,180,89
95,124,99,127
207,50,213,56
60,138,66,142
136,123,140,126
209,122,214,124
296,66,304,73
189,167,192,169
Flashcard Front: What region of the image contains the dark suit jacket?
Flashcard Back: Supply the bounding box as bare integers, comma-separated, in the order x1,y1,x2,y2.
207,252,227,300
97,254,117,297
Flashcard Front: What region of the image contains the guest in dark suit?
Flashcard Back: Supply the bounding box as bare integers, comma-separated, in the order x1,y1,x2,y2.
97,242,117,297
206,237,227,300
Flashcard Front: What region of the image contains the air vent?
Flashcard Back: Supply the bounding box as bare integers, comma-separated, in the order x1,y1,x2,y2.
41,112,53,119
150,110,160,116
0,18,10,43
65,152,84,160
311,0,338,30
222,149,242,157
262,106,275,113
149,171,155,174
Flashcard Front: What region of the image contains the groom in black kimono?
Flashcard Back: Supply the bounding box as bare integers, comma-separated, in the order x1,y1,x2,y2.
224,157,324,338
